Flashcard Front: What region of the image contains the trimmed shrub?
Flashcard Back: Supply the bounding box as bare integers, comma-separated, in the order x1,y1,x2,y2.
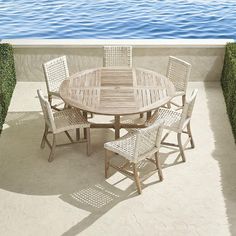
0,43,16,133
221,43,236,141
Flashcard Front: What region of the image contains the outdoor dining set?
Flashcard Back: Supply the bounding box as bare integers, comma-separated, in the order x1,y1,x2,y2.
38,46,197,194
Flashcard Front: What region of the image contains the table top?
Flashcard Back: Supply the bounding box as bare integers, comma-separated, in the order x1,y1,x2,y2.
59,67,175,116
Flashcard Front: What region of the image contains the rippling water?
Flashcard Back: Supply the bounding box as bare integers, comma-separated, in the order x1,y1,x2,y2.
0,0,236,39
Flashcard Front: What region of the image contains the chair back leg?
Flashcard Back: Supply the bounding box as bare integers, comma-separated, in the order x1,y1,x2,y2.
48,134,56,162
187,123,195,148
86,128,91,156
177,133,186,162
155,152,163,181
41,124,48,149
105,149,112,178
133,163,142,194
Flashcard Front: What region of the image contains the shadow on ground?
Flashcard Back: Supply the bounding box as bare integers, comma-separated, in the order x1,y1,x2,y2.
0,111,184,235
205,82,236,236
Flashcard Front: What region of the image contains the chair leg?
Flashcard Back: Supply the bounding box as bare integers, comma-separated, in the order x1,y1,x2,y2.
187,122,195,148
40,124,48,149
182,95,186,107
139,113,144,118
105,149,112,178
86,128,91,156
48,134,56,162
155,152,163,181
167,101,171,109
133,163,142,194
177,133,186,162
48,94,52,107
83,111,88,139
76,128,80,140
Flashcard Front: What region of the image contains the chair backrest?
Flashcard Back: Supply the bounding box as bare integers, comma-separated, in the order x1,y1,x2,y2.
166,56,191,93
103,46,132,67
133,120,164,162
43,56,69,94
37,89,56,132
179,89,198,128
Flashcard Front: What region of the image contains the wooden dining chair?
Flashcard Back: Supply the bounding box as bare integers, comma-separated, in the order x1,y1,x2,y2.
146,89,198,162
104,120,164,194
37,89,91,162
103,46,132,67
43,56,69,110
166,56,192,109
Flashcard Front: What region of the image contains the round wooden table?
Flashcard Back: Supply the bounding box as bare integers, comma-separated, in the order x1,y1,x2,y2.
59,67,175,139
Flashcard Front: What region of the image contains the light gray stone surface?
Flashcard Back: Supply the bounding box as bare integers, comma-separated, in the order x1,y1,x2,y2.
0,82,236,236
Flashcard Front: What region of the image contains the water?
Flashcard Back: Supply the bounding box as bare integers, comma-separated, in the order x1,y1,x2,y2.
0,0,236,39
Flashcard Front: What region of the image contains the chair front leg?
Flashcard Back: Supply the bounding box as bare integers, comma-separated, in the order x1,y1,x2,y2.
187,122,195,148
41,124,48,149
105,149,112,178
155,152,163,181
48,134,56,162
76,128,80,141
177,132,186,162
48,94,52,107
167,101,171,109
86,128,91,156
133,163,142,194
182,94,186,107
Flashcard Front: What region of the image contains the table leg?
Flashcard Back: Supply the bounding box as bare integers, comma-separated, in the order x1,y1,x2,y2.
114,115,120,139
76,128,80,140
147,111,152,120
83,111,88,139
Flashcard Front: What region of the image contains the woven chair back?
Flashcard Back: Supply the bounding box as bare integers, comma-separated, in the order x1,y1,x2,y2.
166,56,191,93
134,120,164,162
103,46,132,67
37,89,56,132
179,89,198,128
43,56,69,94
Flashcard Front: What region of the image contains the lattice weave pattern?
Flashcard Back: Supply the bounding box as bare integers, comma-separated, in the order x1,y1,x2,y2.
147,89,198,133
37,89,56,131
104,120,163,163
166,56,191,93
103,46,132,67
37,90,90,134
54,108,90,133
147,108,182,132
43,56,69,94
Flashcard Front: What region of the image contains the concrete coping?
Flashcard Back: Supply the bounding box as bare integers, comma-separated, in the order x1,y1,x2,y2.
1,39,234,48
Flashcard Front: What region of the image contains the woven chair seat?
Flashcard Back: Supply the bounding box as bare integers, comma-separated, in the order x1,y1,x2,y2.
148,108,182,133
54,108,90,133
121,117,146,127
174,91,185,97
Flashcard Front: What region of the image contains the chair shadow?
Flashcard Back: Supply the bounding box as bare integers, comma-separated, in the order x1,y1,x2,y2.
59,167,164,236
58,143,184,236
0,110,186,236
59,180,137,236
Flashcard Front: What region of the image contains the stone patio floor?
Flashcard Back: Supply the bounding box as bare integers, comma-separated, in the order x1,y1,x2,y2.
0,81,236,236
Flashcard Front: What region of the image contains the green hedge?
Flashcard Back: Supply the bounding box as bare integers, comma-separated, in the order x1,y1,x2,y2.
221,43,236,142
0,43,16,134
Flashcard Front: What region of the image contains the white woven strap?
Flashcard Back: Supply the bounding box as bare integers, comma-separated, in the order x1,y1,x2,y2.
103,46,132,67
166,56,191,93
43,56,69,94
37,89,56,132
